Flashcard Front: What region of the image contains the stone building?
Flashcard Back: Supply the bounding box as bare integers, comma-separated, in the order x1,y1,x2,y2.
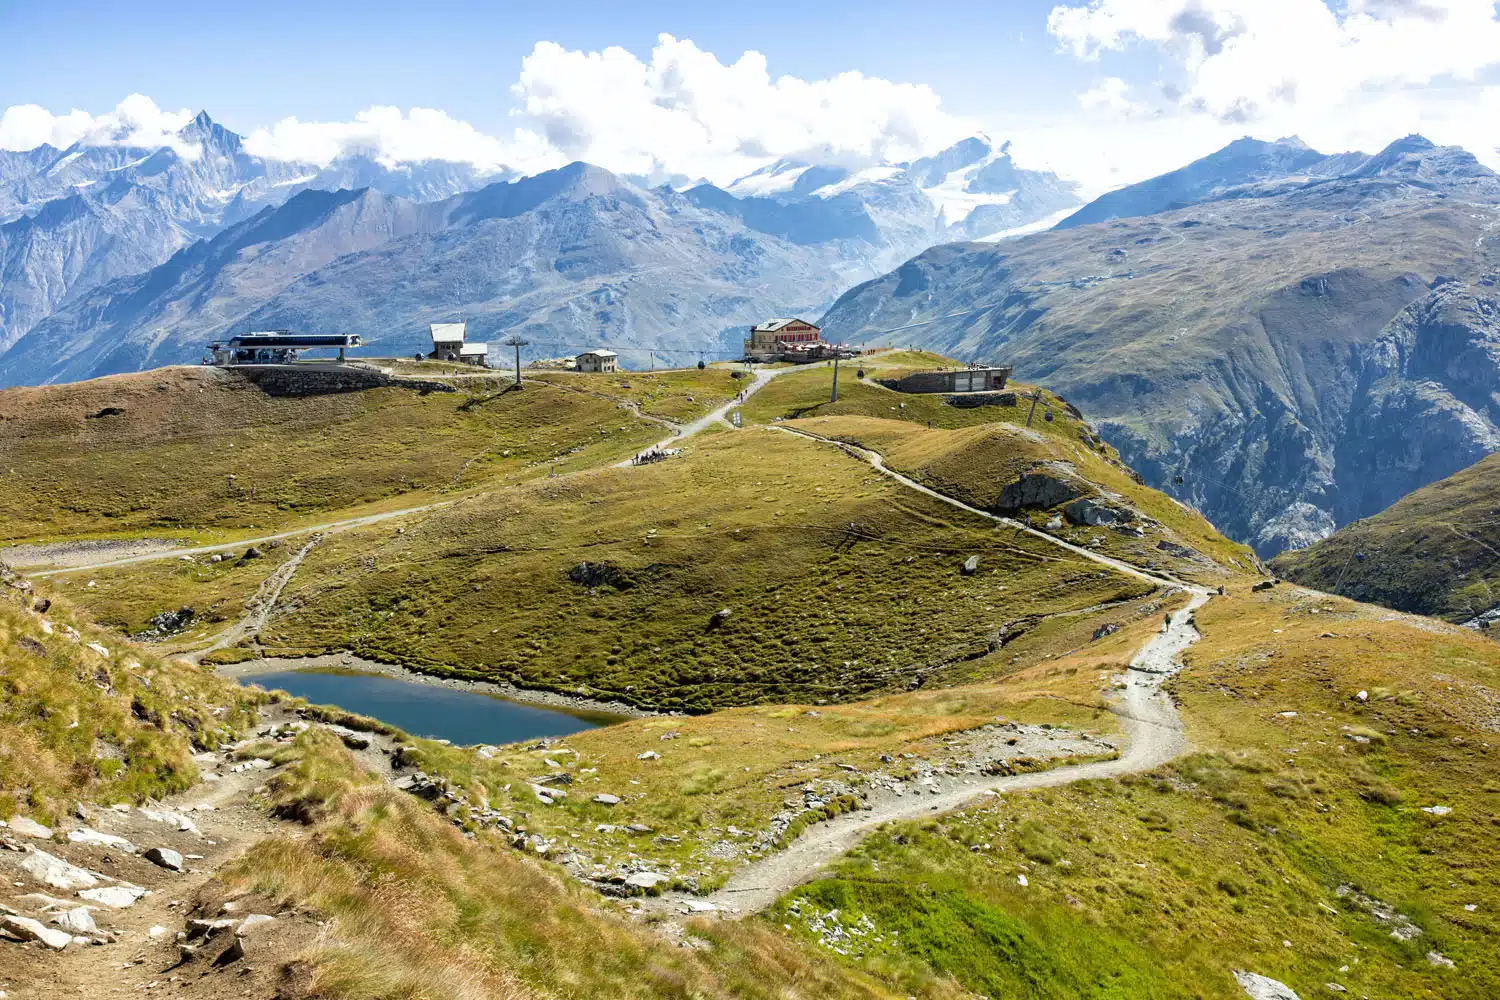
428,322,488,366
576,349,619,373
743,318,823,360
885,365,1012,394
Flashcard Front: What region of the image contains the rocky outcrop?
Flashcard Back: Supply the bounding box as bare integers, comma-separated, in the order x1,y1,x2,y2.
995,468,1083,513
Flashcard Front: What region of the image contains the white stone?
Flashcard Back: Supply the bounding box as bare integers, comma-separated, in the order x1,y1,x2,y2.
592,794,621,806
78,885,147,909
21,850,100,890
7,816,53,839
85,642,110,658
1421,805,1452,816
1233,971,1302,1000
637,750,661,760
52,907,97,935
139,808,199,835
624,871,670,890
0,914,71,950
1017,874,1028,887
68,829,137,852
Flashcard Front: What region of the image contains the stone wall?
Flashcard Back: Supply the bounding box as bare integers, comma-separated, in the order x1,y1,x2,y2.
237,366,457,398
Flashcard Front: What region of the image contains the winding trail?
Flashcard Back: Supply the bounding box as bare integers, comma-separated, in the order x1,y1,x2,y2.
772,424,1196,590
616,366,785,466
676,591,1208,915
187,533,324,663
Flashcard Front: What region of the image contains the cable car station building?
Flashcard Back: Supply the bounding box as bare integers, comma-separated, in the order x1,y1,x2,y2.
208,331,362,366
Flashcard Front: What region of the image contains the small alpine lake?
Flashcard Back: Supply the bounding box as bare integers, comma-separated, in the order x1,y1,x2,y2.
237,666,622,745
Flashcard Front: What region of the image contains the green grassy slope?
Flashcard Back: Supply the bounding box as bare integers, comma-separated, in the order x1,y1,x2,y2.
1272,451,1500,623
240,428,1156,710
0,365,715,544
0,563,263,821
766,586,1500,999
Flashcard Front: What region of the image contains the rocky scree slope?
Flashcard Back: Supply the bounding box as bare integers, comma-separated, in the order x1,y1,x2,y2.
820,134,1500,555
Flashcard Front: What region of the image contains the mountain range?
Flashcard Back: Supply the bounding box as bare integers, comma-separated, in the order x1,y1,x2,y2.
0,113,1078,384
821,135,1500,555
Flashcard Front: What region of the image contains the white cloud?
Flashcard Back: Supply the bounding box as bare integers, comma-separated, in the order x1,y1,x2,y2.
1078,77,1143,114
509,34,975,183
1047,0,1500,122
242,106,551,173
0,94,199,158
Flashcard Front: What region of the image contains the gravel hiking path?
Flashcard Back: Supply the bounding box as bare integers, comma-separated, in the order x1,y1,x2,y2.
772,424,1200,591
185,534,324,664
616,366,785,466
657,591,1208,916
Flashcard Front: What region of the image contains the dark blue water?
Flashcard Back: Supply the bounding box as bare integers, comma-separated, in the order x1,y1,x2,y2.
243,669,616,744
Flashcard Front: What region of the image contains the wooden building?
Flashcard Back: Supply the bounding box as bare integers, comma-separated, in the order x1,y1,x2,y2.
576,349,619,373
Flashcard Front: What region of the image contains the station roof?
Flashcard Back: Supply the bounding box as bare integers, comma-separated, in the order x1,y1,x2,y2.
430,322,467,343
213,332,361,349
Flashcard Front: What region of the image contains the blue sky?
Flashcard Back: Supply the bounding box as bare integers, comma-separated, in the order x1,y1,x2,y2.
4,1,1500,190
2,0,1087,132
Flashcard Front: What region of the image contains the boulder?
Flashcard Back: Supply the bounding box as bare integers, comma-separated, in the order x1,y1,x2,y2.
995,473,1082,513
52,907,97,935
8,816,53,839
1064,498,1129,527
0,914,71,951
624,871,671,890
143,847,184,872
67,829,136,852
1233,971,1302,1000
21,850,100,890
241,547,264,561
567,561,635,590
961,555,980,576
78,885,147,909
1092,623,1120,641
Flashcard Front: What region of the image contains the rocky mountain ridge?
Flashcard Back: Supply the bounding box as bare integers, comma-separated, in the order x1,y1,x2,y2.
819,134,1500,555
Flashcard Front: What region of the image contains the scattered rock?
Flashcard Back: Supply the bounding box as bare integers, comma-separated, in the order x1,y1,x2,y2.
85,642,111,658
995,472,1082,513
51,907,97,935
8,816,53,840
1233,971,1302,1000
624,871,670,891
592,794,621,806
709,607,732,628
241,546,264,561
1252,580,1277,592
214,935,246,965
1421,805,1452,816
1426,950,1455,968
567,561,635,590
143,847,184,872
1355,690,1368,703
625,823,654,834
0,914,71,951
961,555,980,575
20,850,99,890
238,914,276,935
78,885,147,909
67,828,136,852
138,808,199,834
1092,623,1120,641
637,750,661,761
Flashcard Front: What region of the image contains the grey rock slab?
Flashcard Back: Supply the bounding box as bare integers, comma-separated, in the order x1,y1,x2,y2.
77,885,147,909
592,794,621,806
67,828,137,852
1234,971,1302,1000
624,871,671,890
7,817,53,839
0,913,71,950
143,847,184,872
20,850,100,890
52,906,97,935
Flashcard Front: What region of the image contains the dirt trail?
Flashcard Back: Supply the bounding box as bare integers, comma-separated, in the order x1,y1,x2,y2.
0,705,403,999
773,424,1197,591
666,591,1208,915
186,534,323,664
616,366,784,466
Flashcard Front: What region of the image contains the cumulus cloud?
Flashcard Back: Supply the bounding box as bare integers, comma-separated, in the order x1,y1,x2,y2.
510,34,974,183
0,94,200,157
1,35,974,184
1078,77,1144,114
242,106,552,172
1047,0,1500,123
